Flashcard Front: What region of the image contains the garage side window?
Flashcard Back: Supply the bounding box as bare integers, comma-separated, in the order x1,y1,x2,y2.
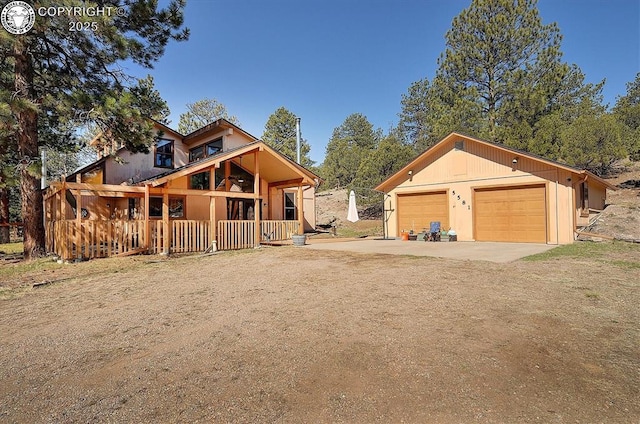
581,182,589,216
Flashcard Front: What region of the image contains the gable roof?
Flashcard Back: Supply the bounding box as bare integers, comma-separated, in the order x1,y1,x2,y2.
182,118,260,144
143,140,320,187
375,132,617,192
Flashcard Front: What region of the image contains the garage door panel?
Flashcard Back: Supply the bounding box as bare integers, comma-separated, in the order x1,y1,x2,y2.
475,186,546,243
398,192,448,234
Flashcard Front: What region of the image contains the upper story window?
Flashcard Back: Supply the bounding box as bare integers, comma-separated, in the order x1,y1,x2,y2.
155,138,174,168
189,138,223,162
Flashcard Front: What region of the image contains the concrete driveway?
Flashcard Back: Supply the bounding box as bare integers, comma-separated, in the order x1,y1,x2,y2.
304,238,557,263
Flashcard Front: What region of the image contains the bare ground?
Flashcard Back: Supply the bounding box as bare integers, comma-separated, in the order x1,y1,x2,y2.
1,246,638,423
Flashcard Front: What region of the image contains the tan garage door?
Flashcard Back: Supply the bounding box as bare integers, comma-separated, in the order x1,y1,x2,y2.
474,185,547,243
397,192,448,234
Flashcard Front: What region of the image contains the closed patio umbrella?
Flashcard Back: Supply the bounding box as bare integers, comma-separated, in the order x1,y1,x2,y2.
347,190,359,223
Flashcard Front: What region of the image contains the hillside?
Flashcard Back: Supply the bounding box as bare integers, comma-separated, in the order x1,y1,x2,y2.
314,189,383,238
582,164,640,241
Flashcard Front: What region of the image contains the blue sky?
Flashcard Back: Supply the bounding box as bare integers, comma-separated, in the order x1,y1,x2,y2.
127,0,640,164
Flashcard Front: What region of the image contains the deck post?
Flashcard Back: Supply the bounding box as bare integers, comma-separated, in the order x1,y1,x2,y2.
254,151,261,247
162,191,170,255
297,183,304,235
75,189,82,259
144,184,150,253
60,182,67,259
209,166,216,250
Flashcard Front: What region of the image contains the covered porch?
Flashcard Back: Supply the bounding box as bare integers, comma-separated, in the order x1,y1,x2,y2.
43,143,318,260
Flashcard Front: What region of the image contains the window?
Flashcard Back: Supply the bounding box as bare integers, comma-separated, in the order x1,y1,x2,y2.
581,182,589,217
189,145,205,162
155,138,174,168
189,138,223,162
169,198,185,218
148,196,184,218
149,197,163,217
284,192,297,220
190,171,210,190
81,166,104,184
454,140,464,151
227,199,258,220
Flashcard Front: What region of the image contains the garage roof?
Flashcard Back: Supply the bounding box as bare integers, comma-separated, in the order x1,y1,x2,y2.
375,132,617,192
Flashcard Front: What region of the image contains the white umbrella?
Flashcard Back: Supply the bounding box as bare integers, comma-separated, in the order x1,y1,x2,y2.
347,190,359,223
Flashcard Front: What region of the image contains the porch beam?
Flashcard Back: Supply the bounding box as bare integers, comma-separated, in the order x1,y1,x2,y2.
62,182,148,193
268,178,304,189
148,187,259,199
80,190,144,198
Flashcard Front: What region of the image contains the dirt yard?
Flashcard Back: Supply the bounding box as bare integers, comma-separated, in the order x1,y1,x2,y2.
1,245,638,423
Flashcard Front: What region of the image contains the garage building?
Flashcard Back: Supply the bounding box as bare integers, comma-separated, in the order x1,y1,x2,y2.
375,133,615,244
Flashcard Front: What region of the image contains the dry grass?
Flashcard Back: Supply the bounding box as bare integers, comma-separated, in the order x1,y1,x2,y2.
1,244,638,423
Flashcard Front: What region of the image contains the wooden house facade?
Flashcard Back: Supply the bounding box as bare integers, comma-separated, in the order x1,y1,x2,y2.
44,120,319,260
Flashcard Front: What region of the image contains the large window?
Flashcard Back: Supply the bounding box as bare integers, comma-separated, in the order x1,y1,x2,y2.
155,138,174,168
190,171,210,190
148,196,184,218
189,138,222,162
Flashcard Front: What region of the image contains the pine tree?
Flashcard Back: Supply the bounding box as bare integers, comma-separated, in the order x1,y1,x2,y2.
353,131,415,207
322,113,380,189
613,73,640,160
178,98,239,135
261,107,313,167
0,0,188,259
437,0,567,142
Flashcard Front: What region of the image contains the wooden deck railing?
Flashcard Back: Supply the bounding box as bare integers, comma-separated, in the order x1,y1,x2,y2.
148,220,212,254
217,220,300,250
261,220,299,242
46,220,146,260
46,219,299,259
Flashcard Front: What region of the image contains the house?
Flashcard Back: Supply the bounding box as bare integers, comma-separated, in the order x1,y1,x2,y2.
375,132,616,244
44,119,320,259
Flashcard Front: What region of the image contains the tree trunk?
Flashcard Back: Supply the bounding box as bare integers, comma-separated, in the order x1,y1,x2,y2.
15,38,45,259
0,188,9,244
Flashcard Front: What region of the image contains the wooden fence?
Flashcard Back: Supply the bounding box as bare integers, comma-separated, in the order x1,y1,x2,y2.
46,219,300,259
217,220,299,250
46,220,146,260
149,220,212,254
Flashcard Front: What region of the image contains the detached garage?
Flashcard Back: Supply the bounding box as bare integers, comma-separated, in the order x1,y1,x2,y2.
375,133,615,245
